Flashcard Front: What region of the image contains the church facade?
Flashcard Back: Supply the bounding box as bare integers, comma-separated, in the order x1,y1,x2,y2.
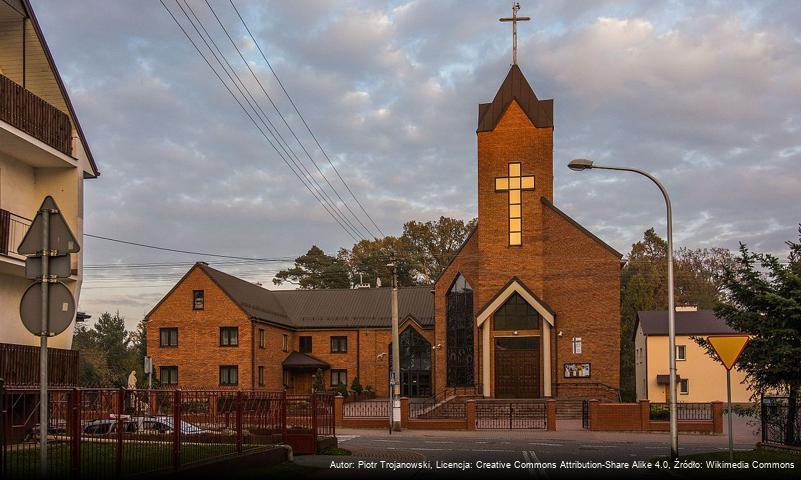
145,65,622,400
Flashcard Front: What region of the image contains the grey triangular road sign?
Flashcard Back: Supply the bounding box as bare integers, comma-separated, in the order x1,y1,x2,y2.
17,196,80,255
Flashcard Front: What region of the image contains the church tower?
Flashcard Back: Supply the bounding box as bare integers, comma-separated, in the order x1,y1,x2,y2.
476,65,553,305
434,4,621,400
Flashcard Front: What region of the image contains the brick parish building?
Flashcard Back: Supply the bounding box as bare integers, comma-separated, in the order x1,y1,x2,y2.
146,63,622,400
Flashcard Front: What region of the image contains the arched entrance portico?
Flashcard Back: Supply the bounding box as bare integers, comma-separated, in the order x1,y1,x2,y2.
476,278,555,398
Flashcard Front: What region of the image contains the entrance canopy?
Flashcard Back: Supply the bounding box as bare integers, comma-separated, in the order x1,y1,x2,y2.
282,352,330,370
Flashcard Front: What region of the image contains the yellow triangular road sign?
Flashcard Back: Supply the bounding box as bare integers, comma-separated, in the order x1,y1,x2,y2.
707,335,749,370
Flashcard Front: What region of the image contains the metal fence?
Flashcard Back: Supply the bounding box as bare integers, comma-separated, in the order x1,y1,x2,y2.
343,399,389,418
761,396,800,447
649,402,713,421
409,397,466,419
0,384,333,478
475,400,547,430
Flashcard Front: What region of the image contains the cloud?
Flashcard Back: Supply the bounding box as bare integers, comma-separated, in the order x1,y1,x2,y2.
28,0,801,327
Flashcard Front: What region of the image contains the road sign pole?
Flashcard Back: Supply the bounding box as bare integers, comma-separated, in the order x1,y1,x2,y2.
726,369,733,462
39,208,50,476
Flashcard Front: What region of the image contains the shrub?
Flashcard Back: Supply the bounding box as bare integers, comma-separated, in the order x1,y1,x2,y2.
350,377,363,394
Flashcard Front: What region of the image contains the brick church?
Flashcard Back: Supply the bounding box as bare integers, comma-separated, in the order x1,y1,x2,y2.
146,64,622,400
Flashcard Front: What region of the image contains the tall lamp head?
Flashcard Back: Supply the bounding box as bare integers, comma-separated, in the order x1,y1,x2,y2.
568,159,594,171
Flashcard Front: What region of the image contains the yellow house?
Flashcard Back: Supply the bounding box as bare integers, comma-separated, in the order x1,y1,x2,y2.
634,308,752,403
0,0,98,353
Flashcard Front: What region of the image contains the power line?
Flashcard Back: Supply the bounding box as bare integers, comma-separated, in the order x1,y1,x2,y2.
160,0,361,243
207,0,378,240
85,233,293,261
229,0,386,237
178,0,367,241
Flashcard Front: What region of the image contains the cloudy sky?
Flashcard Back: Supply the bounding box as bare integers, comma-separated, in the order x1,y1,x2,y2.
32,0,801,329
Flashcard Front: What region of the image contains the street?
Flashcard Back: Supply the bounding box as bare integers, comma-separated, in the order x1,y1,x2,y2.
295,415,767,479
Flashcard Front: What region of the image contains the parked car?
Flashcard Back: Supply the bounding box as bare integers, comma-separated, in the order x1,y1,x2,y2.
82,419,137,435
81,416,210,436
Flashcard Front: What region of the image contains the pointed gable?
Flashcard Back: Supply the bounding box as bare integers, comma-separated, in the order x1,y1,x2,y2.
477,64,553,132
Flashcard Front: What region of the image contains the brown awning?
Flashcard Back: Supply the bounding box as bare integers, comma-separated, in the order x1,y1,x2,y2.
282,352,330,370
656,374,682,385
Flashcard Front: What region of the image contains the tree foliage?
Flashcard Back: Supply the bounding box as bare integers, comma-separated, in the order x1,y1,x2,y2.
272,245,351,289
274,216,476,288
710,227,801,396
619,228,733,400
71,311,146,387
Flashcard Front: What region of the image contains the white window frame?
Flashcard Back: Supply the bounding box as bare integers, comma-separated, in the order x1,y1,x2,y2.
572,337,582,355
676,344,686,361
679,378,689,395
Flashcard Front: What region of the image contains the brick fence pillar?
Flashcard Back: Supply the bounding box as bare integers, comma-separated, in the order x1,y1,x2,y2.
711,401,724,434
639,400,650,431
400,397,409,429
546,399,557,431
334,395,344,427
466,400,476,431
588,400,600,431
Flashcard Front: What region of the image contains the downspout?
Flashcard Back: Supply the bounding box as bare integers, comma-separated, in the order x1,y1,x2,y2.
251,320,255,389
356,329,360,380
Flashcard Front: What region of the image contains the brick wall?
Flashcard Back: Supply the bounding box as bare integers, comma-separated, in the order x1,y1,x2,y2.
146,266,254,389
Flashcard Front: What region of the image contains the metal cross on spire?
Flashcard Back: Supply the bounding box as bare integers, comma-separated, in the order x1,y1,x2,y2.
499,2,531,65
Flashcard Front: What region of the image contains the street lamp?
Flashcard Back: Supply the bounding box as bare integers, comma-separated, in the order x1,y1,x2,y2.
567,158,678,460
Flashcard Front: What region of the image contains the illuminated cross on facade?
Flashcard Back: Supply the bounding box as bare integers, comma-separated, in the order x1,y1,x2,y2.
499,2,530,65
495,162,535,246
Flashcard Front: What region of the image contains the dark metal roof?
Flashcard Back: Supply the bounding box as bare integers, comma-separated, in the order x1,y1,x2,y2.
477,64,553,132
282,352,330,370
198,264,291,327
636,310,738,338
198,264,434,330
273,286,434,329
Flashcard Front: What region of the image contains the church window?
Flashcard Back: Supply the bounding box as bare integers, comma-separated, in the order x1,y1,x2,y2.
495,162,535,246
572,337,582,355
446,275,474,387
493,293,541,331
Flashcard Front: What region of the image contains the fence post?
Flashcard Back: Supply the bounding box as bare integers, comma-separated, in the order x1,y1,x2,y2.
70,388,81,478
711,401,724,434
334,395,344,427
465,399,476,431
639,400,651,431
546,399,557,431
281,391,287,445
236,391,243,455
588,400,599,431
399,397,409,429
760,396,766,444
116,388,124,477
173,389,181,470
311,393,318,453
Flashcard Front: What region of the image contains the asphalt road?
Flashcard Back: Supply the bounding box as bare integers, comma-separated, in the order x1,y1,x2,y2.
296,419,769,480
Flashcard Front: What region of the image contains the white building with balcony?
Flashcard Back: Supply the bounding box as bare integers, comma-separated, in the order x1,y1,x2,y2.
0,0,98,360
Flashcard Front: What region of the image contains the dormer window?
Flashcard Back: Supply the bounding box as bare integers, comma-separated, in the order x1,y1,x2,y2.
193,290,204,310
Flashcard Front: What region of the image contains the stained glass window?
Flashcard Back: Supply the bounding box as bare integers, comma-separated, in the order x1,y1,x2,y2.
446,275,474,387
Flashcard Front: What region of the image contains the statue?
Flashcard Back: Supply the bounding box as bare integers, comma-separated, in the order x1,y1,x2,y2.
127,370,137,390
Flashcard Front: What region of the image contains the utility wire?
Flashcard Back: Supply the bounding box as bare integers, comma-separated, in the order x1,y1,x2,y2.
179,0,366,241
207,0,377,240
229,0,386,237
160,0,361,243
85,233,293,261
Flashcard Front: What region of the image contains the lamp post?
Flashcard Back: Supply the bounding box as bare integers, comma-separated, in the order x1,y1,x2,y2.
568,158,678,460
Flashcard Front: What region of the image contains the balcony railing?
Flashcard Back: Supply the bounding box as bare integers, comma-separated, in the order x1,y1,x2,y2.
0,208,31,260
0,73,72,156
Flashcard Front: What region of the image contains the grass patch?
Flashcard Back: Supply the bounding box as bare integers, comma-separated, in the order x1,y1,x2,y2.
319,447,352,456
5,441,258,478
